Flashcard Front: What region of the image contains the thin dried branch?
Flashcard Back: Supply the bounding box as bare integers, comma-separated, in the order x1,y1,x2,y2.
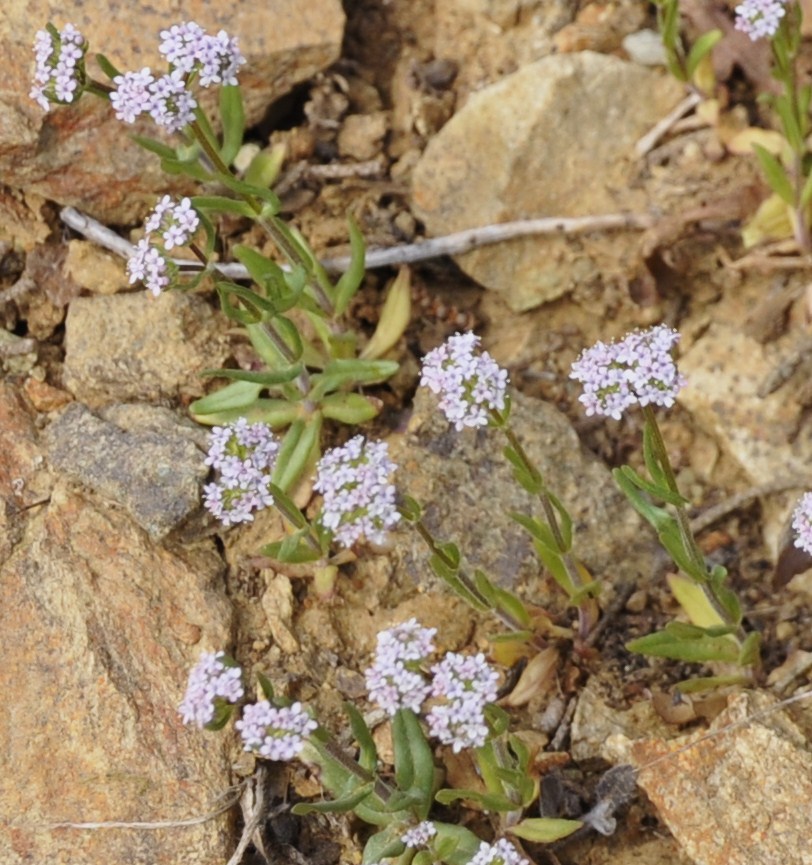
60,205,655,278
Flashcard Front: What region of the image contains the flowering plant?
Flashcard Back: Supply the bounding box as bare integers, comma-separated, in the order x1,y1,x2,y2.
179,622,588,864
655,1,812,251
31,21,410,494
571,326,760,684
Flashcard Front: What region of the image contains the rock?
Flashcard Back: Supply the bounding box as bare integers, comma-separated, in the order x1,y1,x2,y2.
603,691,812,865
411,52,684,311
0,378,234,864
63,291,228,408
2,0,345,223
676,313,812,558
337,112,390,161
45,402,207,540
389,388,652,605
64,240,126,295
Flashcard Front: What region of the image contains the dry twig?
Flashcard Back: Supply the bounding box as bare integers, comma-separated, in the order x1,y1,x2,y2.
60,206,655,277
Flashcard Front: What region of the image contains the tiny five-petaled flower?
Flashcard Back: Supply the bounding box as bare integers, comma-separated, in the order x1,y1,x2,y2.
420,331,509,430
570,324,686,420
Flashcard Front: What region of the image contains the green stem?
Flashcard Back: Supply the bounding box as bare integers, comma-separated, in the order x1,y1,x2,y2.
641,405,744,637
188,120,336,316
412,518,534,640
498,420,598,639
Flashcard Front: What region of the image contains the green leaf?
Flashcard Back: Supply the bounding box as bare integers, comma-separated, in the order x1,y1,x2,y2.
431,823,483,865
753,143,795,205
335,216,367,315
675,673,753,693
738,631,761,667
189,380,262,416
774,94,804,154
510,817,583,844
192,195,256,218
130,134,178,161
291,782,375,816
503,446,542,494
434,787,520,811
216,172,281,210
161,156,214,182
345,702,379,773
245,319,306,368
256,672,275,701
215,281,269,324
272,413,322,492
261,533,323,564
362,829,405,864
95,52,122,80
219,85,245,166
686,29,723,81
307,358,399,401
200,365,303,387
321,392,381,424
626,624,741,663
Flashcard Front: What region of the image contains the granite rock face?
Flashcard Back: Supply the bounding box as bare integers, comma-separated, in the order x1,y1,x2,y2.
0,381,235,865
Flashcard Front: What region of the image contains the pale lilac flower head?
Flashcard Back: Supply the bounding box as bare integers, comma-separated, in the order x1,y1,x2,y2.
110,67,155,123
126,237,174,296
30,23,87,111
314,435,400,548
792,492,812,555
468,838,529,865
144,196,200,249
364,619,436,716
420,331,509,430
203,420,279,527
402,821,437,849
178,650,244,728
425,652,499,752
734,0,787,40
148,70,197,132
159,21,245,86
235,700,317,760
570,325,686,420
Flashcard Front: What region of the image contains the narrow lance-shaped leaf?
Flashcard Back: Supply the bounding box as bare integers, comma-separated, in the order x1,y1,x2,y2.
335,215,367,315
753,143,795,205
219,85,245,166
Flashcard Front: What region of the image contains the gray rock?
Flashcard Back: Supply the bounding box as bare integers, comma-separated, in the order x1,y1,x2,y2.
45,402,207,540
63,291,228,408
3,0,345,223
411,52,684,311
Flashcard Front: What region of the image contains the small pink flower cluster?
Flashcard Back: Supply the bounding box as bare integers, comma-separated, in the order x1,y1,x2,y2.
30,24,87,111
314,435,401,548
364,619,499,752
734,0,787,40
126,196,200,296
